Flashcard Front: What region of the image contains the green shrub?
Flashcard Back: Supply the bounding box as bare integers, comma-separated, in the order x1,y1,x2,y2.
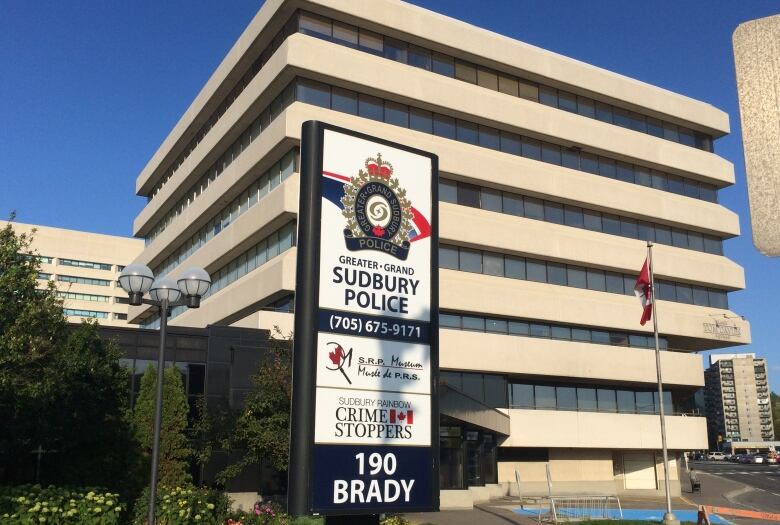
289,517,323,525
380,516,411,525
0,485,125,524
132,486,230,524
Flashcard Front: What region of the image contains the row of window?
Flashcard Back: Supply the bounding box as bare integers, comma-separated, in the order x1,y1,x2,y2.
154,149,297,276
439,311,669,350
145,82,296,245
37,255,53,264
58,258,113,271
440,179,724,255
509,382,677,415
295,78,719,203
148,15,298,201
37,273,51,280
297,11,715,152
439,244,730,309
57,275,113,287
64,308,108,319
143,222,297,328
57,291,110,303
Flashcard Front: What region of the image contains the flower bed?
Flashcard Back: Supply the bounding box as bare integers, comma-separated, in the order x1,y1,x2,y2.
0,485,125,524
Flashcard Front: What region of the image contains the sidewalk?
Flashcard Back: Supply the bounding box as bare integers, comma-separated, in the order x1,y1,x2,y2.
680,468,770,525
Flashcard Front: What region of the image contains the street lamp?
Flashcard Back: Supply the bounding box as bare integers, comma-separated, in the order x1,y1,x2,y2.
119,264,211,525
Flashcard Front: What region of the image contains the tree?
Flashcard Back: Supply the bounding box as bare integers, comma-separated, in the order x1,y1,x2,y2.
217,331,292,484
772,392,780,439
133,365,193,486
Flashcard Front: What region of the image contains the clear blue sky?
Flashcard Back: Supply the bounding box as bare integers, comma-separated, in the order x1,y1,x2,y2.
2,1,779,389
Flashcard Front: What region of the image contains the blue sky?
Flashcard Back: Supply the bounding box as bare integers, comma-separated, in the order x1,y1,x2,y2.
1,1,779,388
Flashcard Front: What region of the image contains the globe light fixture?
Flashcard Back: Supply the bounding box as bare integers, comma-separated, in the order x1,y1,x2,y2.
116,263,210,525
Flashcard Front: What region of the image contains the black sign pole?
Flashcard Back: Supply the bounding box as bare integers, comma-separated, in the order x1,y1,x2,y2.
429,154,440,512
288,120,323,517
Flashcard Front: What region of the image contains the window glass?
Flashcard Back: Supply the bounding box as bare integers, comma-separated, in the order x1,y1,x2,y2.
459,248,482,273
598,157,617,178
524,197,544,220
441,371,462,389
621,218,638,239
678,127,696,147
332,21,358,46
597,389,617,412
562,148,580,170
663,123,679,142
440,313,461,328
695,132,713,152
477,67,498,90
672,228,688,248
580,152,599,174
634,166,651,186
637,221,655,242
534,385,556,408
693,286,709,306
655,225,672,245
657,280,677,301
483,253,504,276
431,52,455,76
636,391,655,413
704,236,723,255
587,269,606,291
595,102,613,123
616,162,634,183
486,318,508,333
439,179,458,203
479,126,500,150
591,330,611,345
529,323,550,338
577,388,597,411
454,59,477,83
583,210,602,231
456,120,479,145
299,12,332,38
433,114,456,139
617,390,636,413
358,94,383,121
407,45,431,69
500,132,522,155
384,101,409,127
521,137,542,161
610,332,628,346
297,78,330,107
498,74,519,96
539,86,558,107
564,206,584,228
440,245,459,269
542,143,562,165
544,201,564,224
688,232,704,251
605,272,624,294
629,112,647,132
558,91,577,112
505,257,526,279
571,328,590,342
485,375,507,407
518,80,539,101
577,96,595,118
502,193,523,216
526,259,546,282
547,262,567,286
551,325,571,340
629,334,649,348
462,374,484,402
646,118,664,138
602,214,621,235
557,387,577,410
481,188,502,212
684,179,700,199
651,170,668,191
613,107,631,128
567,266,587,289
700,184,717,203
332,87,357,115
409,107,433,134
457,183,481,208
358,29,383,55
462,316,485,331
676,284,693,304
509,321,530,335
709,289,728,309
512,384,534,407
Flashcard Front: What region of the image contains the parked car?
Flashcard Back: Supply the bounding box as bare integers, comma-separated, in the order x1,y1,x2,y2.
708,452,726,461
738,454,751,463
751,455,765,464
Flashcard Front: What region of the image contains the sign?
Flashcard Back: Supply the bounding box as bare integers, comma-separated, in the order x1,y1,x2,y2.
703,322,742,339
289,121,439,516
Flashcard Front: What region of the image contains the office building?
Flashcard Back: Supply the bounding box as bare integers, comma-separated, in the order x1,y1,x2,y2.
11,222,144,326
128,0,750,504
704,353,774,447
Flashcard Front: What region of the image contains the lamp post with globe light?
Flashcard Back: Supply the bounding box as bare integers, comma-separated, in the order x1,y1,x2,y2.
118,264,211,525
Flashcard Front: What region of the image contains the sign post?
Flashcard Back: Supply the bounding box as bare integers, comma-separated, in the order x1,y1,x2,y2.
289,121,439,520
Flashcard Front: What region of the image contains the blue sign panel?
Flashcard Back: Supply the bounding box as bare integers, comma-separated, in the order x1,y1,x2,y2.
312,445,433,513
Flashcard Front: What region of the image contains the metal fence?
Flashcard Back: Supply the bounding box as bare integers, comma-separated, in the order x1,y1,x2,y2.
537,495,623,523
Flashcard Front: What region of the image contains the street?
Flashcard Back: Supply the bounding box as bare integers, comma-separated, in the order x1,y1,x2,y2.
691,460,780,516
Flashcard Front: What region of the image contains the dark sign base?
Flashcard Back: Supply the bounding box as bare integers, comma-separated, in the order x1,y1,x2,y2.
325,515,380,525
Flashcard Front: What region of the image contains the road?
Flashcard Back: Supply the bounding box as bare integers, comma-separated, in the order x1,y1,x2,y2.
691,460,780,516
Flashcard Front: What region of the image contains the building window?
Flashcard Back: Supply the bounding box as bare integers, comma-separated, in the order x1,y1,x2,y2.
57,275,111,287
59,258,112,271
64,308,108,319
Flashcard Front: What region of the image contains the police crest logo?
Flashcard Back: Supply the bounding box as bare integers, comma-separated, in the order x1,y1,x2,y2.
341,154,414,261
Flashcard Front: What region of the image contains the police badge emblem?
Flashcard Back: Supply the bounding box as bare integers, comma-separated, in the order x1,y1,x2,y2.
341,154,414,260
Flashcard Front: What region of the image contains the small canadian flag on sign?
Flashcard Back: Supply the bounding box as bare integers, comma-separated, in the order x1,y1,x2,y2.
634,258,653,326
389,409,414,425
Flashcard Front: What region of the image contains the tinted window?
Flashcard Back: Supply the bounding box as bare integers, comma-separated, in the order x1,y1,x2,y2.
332,21,358,46
557,387,577,410
672,229,688,248
512,384,534,407
571,328,590,342
383,37,407,62
646,118,664,137
481,188,502,212
458,182,481,208
459,248,482,273
621,218,638,239
462,316,485,331
591,330,611,345
602,214,621,235
431,52,455,76
617,391,636,413
502,193,523,216
358,94,383,121
597,389,617,412
598,158,617,178
551,326,571,340
616,162,634,183
583,210,602,231
479,126,500,150
564,206,584,228
693,286,709,306
634,167,651,186
409,108,433,133
668,175,685,195
384,101,408,127
483,253,504,276
440,246,459,269
500,132,522,155
704,236,723,255
605,272,624,294
498,74,519,96
297,79,330,107
544,202,564,224
505,257,526,279
539,86,558,107
562,148,580,170
655,225,672,245
521,137,542,160
518,80,539,101
530,323,551,338
542,143,562,165
595,102,613,123
358,29,383,55
331,87,357,114
688,232,704,251
663,123,679,142
433,114,456,139
637,221,655,242
636,392,655,413
558,91,577,112
477,67,498,90
567,266,587,289
676,284,693,304
577,388,597,410
408,45,431,69
535,386,556,408
299,12,331,38
526,260,547,282
454,59,477,83
456,120,479,145
440,313,461,328
587,269,606,291
613,107,631,128
547,262,567,285
509,321,530,335
581,152,599,174
440,180,458,203
486,318,508,333
524,197,544,220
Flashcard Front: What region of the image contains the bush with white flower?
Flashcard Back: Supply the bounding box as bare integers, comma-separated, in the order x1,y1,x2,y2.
0,485,125,524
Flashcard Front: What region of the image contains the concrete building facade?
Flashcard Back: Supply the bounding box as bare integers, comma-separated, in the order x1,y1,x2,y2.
127,0,751,503
704,353,774,447
12,222,144,326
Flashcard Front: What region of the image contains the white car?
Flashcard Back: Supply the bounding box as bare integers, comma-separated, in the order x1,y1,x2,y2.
707,452,726,460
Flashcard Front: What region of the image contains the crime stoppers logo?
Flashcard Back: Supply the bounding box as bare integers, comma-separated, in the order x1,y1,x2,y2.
341,154,413,261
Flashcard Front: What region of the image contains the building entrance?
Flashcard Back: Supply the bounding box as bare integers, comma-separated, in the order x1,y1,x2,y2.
440,419,497,489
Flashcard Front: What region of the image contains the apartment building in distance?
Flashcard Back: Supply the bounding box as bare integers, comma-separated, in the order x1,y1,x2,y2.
12,222,144,326
127,0,751,504
704,353,774,448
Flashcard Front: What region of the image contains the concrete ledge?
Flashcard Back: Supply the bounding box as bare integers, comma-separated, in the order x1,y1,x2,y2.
440,489,474,510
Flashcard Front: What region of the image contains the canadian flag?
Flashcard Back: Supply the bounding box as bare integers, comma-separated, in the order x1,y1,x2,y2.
634,258,653,326
389,409,414,425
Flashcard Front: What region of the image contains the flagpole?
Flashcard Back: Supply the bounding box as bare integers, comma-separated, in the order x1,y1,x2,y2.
648,242,679,525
